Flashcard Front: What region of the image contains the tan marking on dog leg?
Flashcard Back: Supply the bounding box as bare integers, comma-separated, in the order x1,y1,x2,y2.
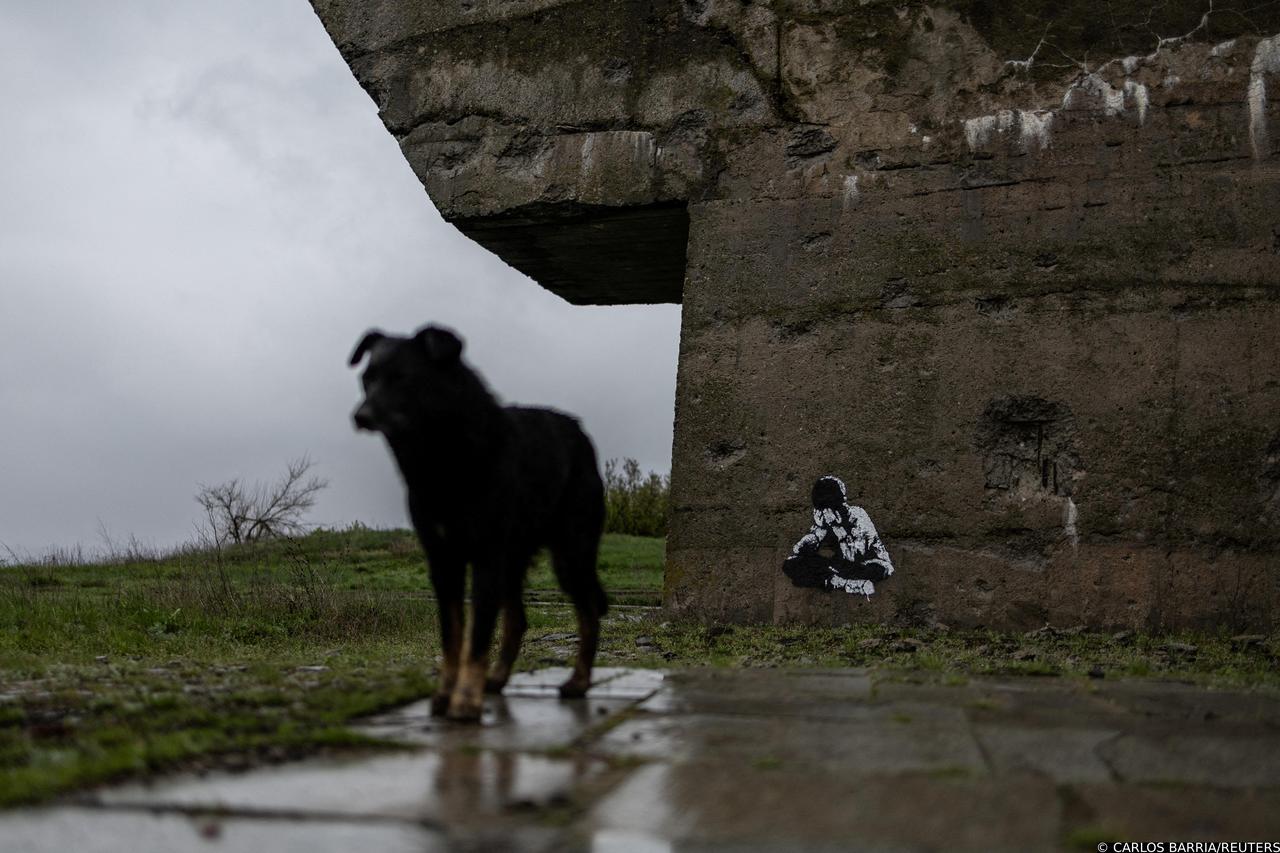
449,650,488,722
559,609,599,698
432,599,465,716
486,604,527,694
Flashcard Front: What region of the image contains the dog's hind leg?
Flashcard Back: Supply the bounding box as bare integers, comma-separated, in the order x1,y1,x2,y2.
428,557,465,717
449,559,502,722
551,544,607,699
485,594,527,694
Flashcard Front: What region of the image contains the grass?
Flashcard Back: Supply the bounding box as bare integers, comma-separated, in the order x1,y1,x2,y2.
2,525,1278,808
0,526,662,807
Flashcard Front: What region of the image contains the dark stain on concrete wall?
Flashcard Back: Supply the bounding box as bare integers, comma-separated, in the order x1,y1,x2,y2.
976,396,1081,498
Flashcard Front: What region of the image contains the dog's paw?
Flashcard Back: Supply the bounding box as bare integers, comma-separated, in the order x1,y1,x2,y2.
483,676,508,695
430,691,452,717
447,699,483,722
447,690,484,722
558,676,590,699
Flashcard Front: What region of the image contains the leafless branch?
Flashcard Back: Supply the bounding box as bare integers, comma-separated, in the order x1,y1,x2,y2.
195,456,328,545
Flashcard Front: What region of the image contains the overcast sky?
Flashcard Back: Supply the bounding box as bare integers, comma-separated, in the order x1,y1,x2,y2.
0,1,681,558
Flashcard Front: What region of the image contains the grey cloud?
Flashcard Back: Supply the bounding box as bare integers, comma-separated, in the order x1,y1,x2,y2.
0,0,679,555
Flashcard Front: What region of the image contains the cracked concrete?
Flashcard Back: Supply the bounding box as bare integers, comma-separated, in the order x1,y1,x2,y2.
5,666,1280,850
307,1,1280,630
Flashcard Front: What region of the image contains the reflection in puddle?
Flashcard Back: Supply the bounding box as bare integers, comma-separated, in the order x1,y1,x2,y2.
589,763,683,846
99,747,604,824
431,746,601,814
592,828,675,852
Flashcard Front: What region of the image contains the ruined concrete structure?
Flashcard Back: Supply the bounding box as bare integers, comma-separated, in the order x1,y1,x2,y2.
310,1,1280,630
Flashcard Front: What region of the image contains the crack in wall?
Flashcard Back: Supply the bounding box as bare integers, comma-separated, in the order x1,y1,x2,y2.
964,2,1278,159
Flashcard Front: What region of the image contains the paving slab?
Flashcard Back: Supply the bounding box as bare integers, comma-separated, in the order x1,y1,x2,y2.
637,667,873,716
0,807,443,853
581,763,1063,852
356,667,662,751
5,666,1280,851
1099,731,1280,787
1071,784,1280,841
972,724,1119,784
906,677,1130,730
597,704,988,777
356,693,635,751
503,666,665,700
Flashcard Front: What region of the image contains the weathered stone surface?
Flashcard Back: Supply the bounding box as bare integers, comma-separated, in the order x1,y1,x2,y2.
308,0,1280,628
8,668,1280,851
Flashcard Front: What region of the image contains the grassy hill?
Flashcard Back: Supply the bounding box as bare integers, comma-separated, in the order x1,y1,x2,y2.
1,525,1276,807
0,527,662,807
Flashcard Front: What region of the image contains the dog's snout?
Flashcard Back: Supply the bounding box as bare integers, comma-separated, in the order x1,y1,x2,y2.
353,402,378,432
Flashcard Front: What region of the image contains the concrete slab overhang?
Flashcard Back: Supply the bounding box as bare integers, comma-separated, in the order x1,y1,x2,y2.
310,0,1280,630
453,201,689,305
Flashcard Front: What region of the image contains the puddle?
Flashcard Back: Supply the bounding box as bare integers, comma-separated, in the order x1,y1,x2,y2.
0,808,442,853
99,750,606,824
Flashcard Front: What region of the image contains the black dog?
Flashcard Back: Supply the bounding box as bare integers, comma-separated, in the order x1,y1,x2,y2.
349,325,607,721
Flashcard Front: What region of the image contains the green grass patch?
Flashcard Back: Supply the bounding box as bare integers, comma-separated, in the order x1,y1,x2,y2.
0,527,663,808
3,524,1278,809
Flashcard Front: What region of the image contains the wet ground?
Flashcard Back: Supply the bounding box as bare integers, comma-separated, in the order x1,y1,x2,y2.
4,666,1280,851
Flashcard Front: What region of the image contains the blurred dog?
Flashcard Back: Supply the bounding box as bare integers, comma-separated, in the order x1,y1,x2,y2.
349,325,607,721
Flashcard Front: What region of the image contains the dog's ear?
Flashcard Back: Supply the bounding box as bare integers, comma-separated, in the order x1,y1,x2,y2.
415,326,464,363
349,330,386,367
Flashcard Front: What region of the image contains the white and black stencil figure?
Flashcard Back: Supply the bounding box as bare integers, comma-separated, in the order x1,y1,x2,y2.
783,476,895,597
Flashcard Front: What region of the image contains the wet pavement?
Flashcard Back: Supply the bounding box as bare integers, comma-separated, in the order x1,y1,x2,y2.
5,666,1280,851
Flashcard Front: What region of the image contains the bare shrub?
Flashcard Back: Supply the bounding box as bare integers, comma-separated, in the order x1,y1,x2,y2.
195,456,328,547
95,521,163,565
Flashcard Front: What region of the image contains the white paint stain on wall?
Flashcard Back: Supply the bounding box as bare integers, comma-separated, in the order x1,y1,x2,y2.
1249,36,1280,158
908,123,932,146
1124,80,1150,124
1062,73,1127,116
1019,110,1055,150
1211,38,1237,57
842,174,860,209
958,28,1280,155
963,109,1054,152
1063,497,1079,554
962,72,1156,154
963,111,1010,150
580,130,656,173
623,130,656,168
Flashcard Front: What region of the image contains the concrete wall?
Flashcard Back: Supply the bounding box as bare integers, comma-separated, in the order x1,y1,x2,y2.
310,0,1280,630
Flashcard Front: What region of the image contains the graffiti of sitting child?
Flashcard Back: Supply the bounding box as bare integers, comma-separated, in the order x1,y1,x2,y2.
782,475,895,597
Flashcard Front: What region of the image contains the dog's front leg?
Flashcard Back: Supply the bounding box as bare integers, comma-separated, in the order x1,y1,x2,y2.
449,563,500,722
429,559,465,717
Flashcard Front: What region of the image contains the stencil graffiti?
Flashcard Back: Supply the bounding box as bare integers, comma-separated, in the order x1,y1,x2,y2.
783,476,895,597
